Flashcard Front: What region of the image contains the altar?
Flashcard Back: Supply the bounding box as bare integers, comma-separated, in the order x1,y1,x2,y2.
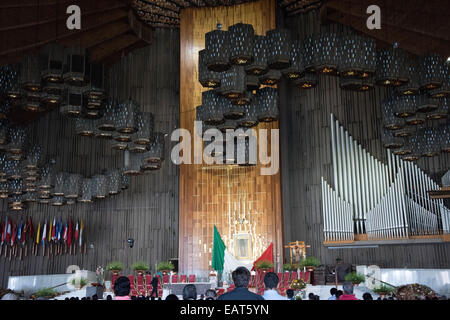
163,282,213,296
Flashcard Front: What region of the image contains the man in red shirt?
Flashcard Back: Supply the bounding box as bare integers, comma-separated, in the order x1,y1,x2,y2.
339,281,359,300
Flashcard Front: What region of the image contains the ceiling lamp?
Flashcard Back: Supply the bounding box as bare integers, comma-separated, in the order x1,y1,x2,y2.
259,69,282,86
111,139,128,151
401,135,421,161
3,64,21,101
393,126,414,137
381,127,404,149
23,191,37,203
218,119,238,132
415,95,438,113
6,160,22,180
0,154,7,179
121,172,130,189
229,23,254,66
107,169,121,195
0,122,9,146
0,99,11,119
360,37,377,78
20,55,42,92
232,91,253,106
41,43,64,83
339,33,363,78
22,90,43,112
256,87,278,122
245,75,259,91
65,173,82,198
63,46,87,85
199,49,221,88
84,62,106,101
302,34,317,73
438,124,450,153
142,132,165,170
60,85,83,117
295,72,317,89
51,196,65,206
132,112,154,145
8,178,24,195
396,59,420,95
123,150,143,175
429,64,450,98
266,29,291,70
41,81,63,108
202,90,225,124
97,99,117,131
420,128,440,157
405,113,426,125
75,118,95,137
0,182,7,198
375,48,408,86
38,160,55,190
23,145,43,170
7,126,28,159
381,97,405,130
393,95,416,118
282,40,303,80
222,94,245,120
205,29,230,72
115,100,139,134
93,118,112,139
92,174,108,198
313,32,339,75
53,172,68,196
427,98,448,120
245,35,268,76
78,178,93,203
8,195,26,211
221,65,246,99
419,53,444,90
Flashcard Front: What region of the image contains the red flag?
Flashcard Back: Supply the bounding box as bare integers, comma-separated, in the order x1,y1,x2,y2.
51,218,56,241
11,222,16,246
28,217,34,242
6,219,11,244
74,221,79,242
68,218,73,246
252,242,274,271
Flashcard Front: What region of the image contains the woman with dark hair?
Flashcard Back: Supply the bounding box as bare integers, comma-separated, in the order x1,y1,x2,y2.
165,294,179,300
114,276,131,300
183,284,197,300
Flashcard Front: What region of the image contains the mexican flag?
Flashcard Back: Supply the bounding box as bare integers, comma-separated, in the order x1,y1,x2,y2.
211,225,244,280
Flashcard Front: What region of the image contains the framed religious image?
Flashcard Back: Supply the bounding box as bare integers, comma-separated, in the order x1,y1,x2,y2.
233,233,252,260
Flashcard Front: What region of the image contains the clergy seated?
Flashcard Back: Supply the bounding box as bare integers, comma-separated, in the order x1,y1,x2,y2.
218,267,264,300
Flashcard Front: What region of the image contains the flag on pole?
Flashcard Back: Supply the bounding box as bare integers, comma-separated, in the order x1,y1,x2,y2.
211,225,246,279
1,217,7,246
74,221,79,243
21,219,27,246
51,218,56,242
17,217,22,242
6,218,11,244
63,221,68,243
11,222,16,246
48,218,52,243
28,217,34,244
42,220,47,246
79,220,84,247
67,218,72,247
58,218,63,242
251,242,274,271
36,221,41,245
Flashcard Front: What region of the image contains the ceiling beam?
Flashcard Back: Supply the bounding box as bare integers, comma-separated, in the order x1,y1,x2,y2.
88,32,141,62
102,40,149,66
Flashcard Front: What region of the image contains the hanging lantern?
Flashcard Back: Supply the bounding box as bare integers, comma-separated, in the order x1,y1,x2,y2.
8,178,24,195
23,190,37,202
313,32,339,75
429,64,450,98
23,145,43,170
427,98,448,120
232,91,253,106
24,179,37,192
0,122,9,145
123,150,143,175
121,172,130,189
401,134,421,161
205,29,230,72
419,53,444,90
64,173,82,198
256,87,278,122
375,48,409,86
0,181,8,198
75,118,95,136
111,138,128,151
5,160,22,180
38,161,55,189
52,172,68,196
246,75,259,91
393,141,412,156
0,98,11,119
221,65,246,99
360,36,377,78
41,81,63,108
202,90,225,124
41,43,65,83
259,69,282,86
142,132,165,170
381,127,404,149
196,105,205,123
282,40,303,80
92,174,108,198
393,95,416,118
115,100,139,133
218,119,238,132
420,128,440,157
107,169,121,195
8,195,26,211
405,113,426,125
51,196,65,206
358,77,375,91
236,138,257,167
381,97,405,130
245,35,268,76
396,59,420,95
132,112,154,145
97,99,117,131
339,77,363,91
83,62,106,101
438,124,450,153
0,154,7,179
295,72,317,89
199,49,221,88
266,29,291,70
93,118,112,139
22,90,43,112
63,46,87,85
113,131,132,142
20,54,42,92
339,33,363,77
228,23,254,65
4,64,22,101
82,100,104,119
7,126,28,158
222,94,245,120
415,95,438,113
393,126,414,137
78,178,93,203
302,34,317,73
60,85,83,117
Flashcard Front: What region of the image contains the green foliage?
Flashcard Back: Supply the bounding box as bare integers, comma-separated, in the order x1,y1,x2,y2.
132,261,150,271
344,272,366,284
373,284,395,294
35,288,58,298
106,261,123,271
157,261,175,272
71,277,88,288
283,263,293,271
299,256,320,269
255,260,273,270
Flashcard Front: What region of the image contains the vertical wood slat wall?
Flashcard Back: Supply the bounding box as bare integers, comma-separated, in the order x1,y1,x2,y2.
279,11,450,268
179,0,284,276
0,29,180,288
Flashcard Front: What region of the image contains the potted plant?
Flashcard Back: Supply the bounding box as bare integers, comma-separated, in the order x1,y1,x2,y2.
290,278,307,299
157,261,175,274
71,277,89,290
255,260,273,272
299,256,320,272
344,272,366,286
373,284,395,299
34,288,58,300
89,266,105,298
283,264,293,272
106,261,123,275
132,261,150,275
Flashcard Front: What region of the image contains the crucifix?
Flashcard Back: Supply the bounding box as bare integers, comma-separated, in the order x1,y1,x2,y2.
284,241,310,265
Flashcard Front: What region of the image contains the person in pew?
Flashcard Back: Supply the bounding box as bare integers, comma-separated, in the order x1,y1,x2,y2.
218,267,265,300
328,287,337,300
335,290,343,300
338,282,359,300
114,276,131,300
286,289,295,300
205,289,217,300
362,292,373,300
262,272,288,300
183,284,197,300
165,294,179,300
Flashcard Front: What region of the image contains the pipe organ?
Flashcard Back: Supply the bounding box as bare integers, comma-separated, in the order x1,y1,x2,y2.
322,114,450,242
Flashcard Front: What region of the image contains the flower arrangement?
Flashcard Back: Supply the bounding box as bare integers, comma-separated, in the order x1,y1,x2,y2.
106,261,123,273
299,256,320,270
255,260,273,270
290,278,307,291
132,261,150,272
157,261,175,272
94,266,105,286
35,288,58,298
395,283,435,300
344,272,366,285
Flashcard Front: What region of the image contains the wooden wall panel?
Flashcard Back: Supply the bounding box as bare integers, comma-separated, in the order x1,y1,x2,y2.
179,0,284,276
0,28,180,288
280,11,450,268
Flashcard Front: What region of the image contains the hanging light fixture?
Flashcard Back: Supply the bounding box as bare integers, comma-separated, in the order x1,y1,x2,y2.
360,36,377,78
396,59,420,95
420,127,440,157
232,91,253,106
41,81,63,108
222,94,245,120
221,65,246,99
313,31,339,75
201,90,225,124
132,111,154,145
259,69,282,86
0,98,11,119
121,172,130,189
38,160,55,190
266,29,291,70
393,126,414,137
142,132,165,170
381,127,404,149
236,138,257,167
123,150,143,175
41,43,65,83
24,191,37,203
282,40,303,80
92,174,108,198
52,172,68,196
218,119,238,132
245,35,268,76
60,85,83,117
339,33,363,78
237,100,258,128
245,75,259,91
97,99,117,131
115,100,139,133
75,118,95,136
63,46,87,85
8,195,26,211
51,196,65,206
381,97,405,130
83,62,106,101
4,64,22,102
393,95,416,118
7,126,28,159
438,124,450,153
23,145,43,170
0,181,8,198
228,23,254,65
20,54,42,92
8,178,24,195
0,121,9,145
427,98,448,120
415,95,438,113
6,159,22,180
295,72,317,89
429,63,450,98
106,169,121,195
93,118,112,139
419,53,444,90
22,90,43,112
375,48,409,86
205,28,230,72
199,49,221,88
64,173,82,198
302,34,317,73
405,113,426,125
401,134,421,161
78,178,93,203
256,87,278,122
